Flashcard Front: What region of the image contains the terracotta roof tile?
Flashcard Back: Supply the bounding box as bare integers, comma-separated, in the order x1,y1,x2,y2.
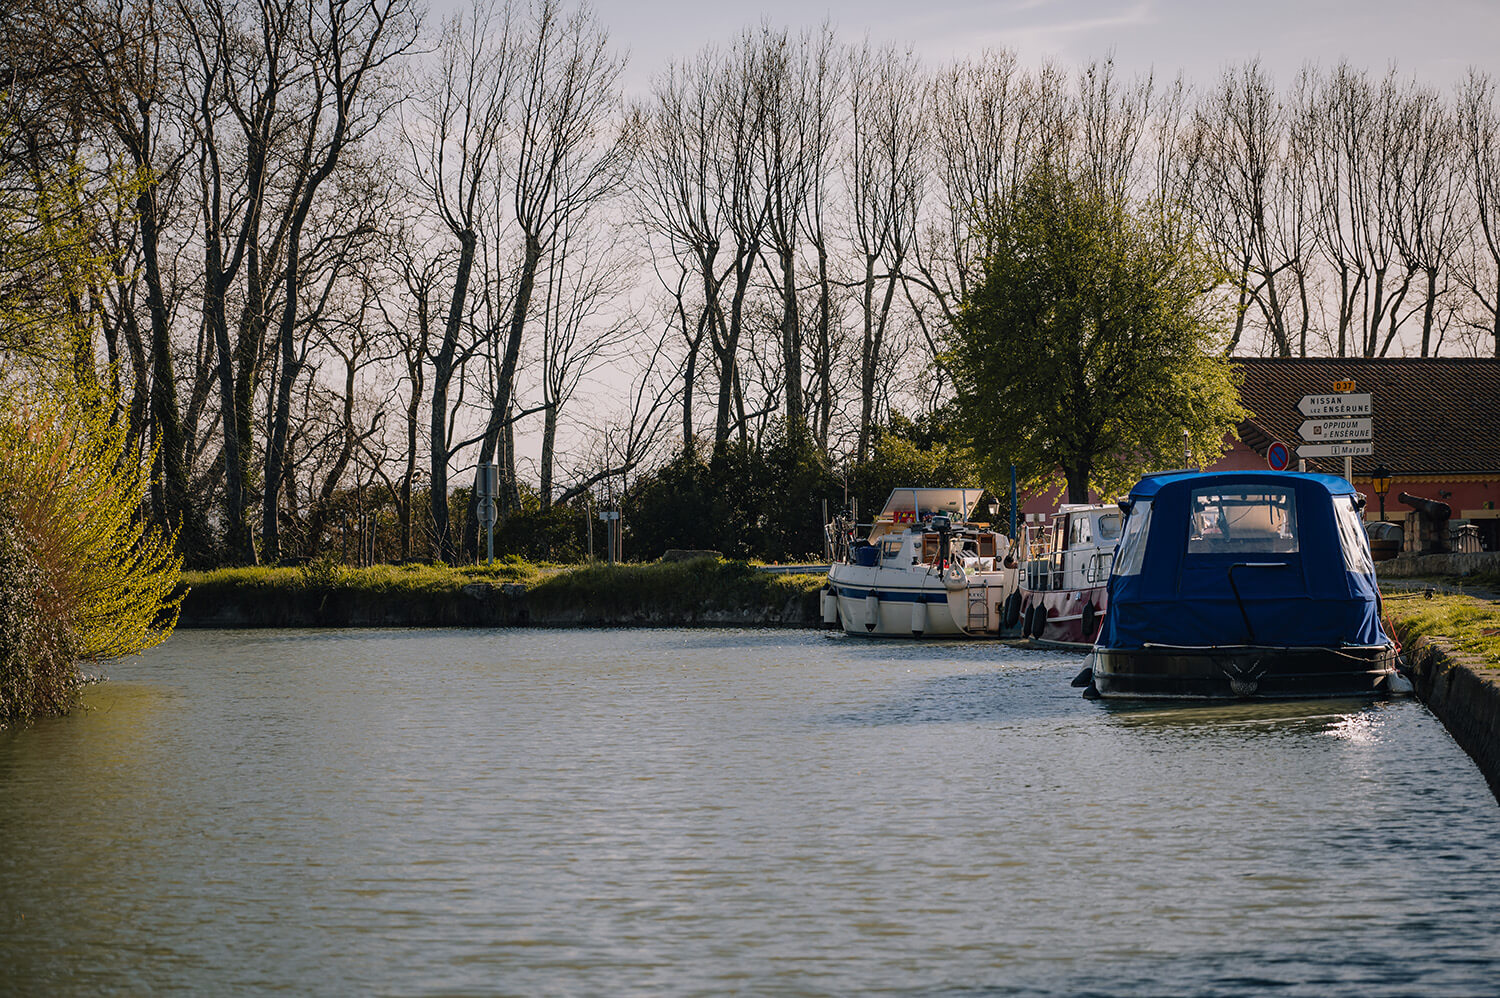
1233,358,1500,477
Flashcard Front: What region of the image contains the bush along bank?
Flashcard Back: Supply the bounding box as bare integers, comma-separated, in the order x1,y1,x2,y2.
177,557,825,629
1384,589,1500,804
0,393,182,726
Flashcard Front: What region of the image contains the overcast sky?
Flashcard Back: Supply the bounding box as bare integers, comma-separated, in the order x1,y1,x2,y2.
600,0,1500,95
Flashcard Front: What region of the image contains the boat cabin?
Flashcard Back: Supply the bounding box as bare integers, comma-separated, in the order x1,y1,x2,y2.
854,487,1006,571
1020,504,1122,592
1100,471,1386,650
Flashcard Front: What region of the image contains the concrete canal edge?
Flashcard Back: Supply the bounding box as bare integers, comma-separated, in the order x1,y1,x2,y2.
1392,622,1500,804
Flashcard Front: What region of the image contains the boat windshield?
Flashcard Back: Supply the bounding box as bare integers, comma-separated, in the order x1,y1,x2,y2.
1113,501,1152,576
1096,513,1122,541
1187,487,1298,555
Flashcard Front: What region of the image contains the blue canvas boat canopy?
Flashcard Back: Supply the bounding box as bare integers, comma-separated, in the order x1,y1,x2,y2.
1099,471,1387,650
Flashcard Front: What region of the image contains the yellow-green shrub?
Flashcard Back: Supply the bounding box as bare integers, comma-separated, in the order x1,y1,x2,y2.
0,391,182,723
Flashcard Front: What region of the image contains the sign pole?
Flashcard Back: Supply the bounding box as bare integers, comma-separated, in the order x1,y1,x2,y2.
1295,386,1374,481
477,463,499,566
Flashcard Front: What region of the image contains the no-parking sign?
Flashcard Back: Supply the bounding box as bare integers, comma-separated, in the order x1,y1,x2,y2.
1267,440,1291,471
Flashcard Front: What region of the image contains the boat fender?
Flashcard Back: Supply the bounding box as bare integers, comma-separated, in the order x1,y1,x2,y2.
911,600,927,637
1021,603,1035,639
1031,604,1047,639
822,588,839,626
1071,665,1094,688
1382,671,1414,695
941,563,967,590
1081,601,1097,637
1081,683,1101,700
1003,591,1021,629
864,593,880,630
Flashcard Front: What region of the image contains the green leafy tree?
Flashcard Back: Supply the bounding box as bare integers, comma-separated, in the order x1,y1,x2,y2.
950,161,1245,504
623,432,839,563
842,411,982,522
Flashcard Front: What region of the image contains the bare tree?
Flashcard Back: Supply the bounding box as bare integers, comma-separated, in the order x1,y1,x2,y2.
535,215,637,506
1457,70,1500,357
58,0,213,554
375,223,449,560
1186,61,1307,356
1391,81,1468,356
258,0,418,562
753,22,837,438
907,51,1048,358
466,0,627,551
706,40,768,450
405,0,514,561
631,48,727,454
1302,64,1416,357
846,40,924,462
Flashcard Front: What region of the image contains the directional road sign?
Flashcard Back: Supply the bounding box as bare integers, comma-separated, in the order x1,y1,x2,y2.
1298,392,1372,417
1297,441,1374,458
1297,417,1373,441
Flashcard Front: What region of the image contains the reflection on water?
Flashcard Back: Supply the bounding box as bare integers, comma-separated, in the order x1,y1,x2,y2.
2,628,1498,996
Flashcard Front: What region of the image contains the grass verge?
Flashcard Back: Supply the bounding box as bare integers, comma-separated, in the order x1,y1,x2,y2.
1382,586,1500,674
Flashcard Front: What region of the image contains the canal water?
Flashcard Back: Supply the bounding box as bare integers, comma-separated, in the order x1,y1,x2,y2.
2,628,1498,996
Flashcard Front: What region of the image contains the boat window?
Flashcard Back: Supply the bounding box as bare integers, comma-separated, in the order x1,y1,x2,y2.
1334,496,1374,575
1071,516,1091,546
1113,500,1152,576
881,539,904,561
1096,513,1122,541
1187,487,1298,554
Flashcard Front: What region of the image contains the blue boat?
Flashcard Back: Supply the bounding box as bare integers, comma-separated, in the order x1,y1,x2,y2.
1084,471,1409,699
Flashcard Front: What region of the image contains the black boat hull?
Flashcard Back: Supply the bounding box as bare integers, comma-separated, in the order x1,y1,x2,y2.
1090,644,1401,699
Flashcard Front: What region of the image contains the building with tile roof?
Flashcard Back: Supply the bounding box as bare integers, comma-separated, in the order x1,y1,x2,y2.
1015,357,1500,546
1213,358,1500,539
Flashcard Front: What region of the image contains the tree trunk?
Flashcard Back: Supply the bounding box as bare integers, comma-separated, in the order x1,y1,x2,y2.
856,255,878,463
714,256,753,448
1065,463,1091,505
464,233,542,560
813,241,832,450
138,184,206,561
540,402,557,509
1421,267,1437,357
681,310,702,452
430,230,478,563
779,247,802,433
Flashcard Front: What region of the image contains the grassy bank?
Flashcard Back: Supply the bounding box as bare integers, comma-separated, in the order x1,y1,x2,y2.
178,557,826,628
1382,586,1500,675
1381,585,1500,803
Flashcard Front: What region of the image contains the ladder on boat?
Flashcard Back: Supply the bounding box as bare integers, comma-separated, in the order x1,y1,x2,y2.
967,582,989,631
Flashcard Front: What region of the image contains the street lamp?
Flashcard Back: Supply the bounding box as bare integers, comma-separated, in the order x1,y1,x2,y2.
1371,463,1392,521
987,499,999,521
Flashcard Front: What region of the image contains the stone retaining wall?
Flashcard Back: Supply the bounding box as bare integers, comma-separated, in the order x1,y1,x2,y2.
1396,625,1500,804
1380,551,1500,578
178,582,821,629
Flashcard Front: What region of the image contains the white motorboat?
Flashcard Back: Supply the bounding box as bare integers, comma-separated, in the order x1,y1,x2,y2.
821,488,1018,638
